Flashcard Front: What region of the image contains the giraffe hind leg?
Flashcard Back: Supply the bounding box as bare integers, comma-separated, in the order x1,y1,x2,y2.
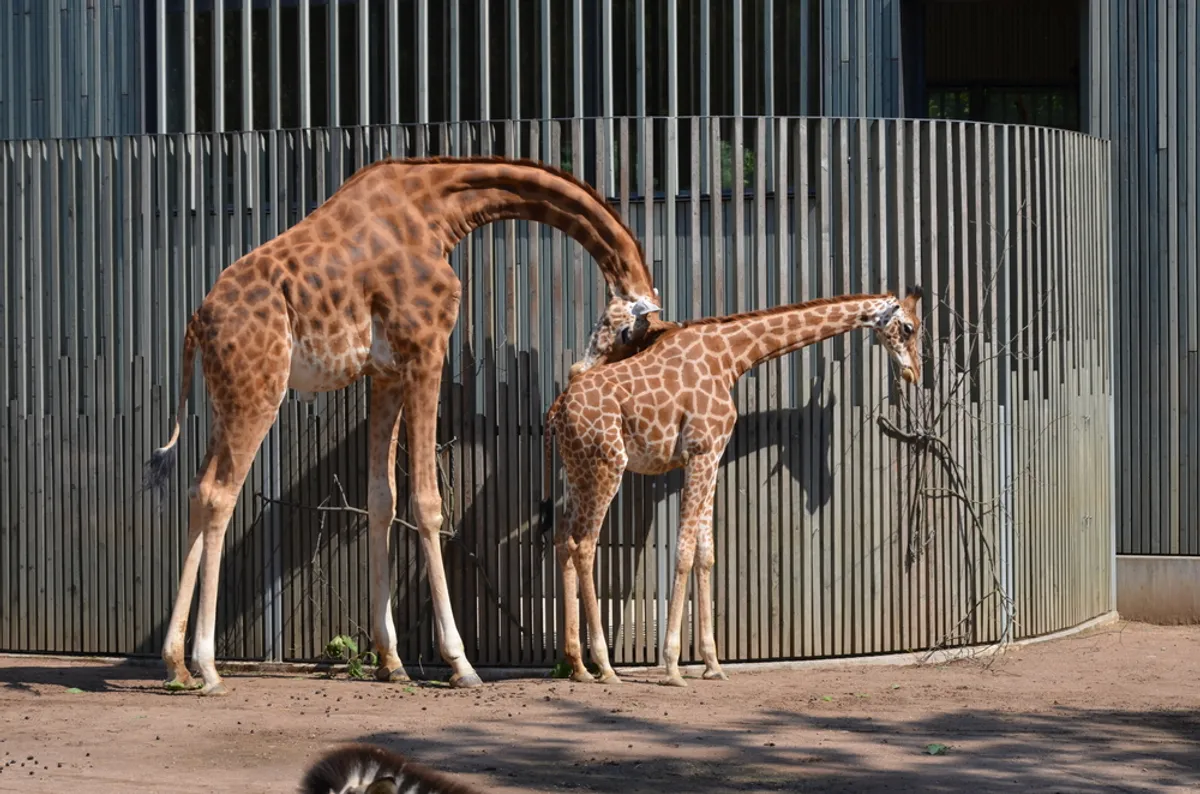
554,459,624,684
161,514,204,690
160,405,280,695
571,467,624,684
192,407,282,695
162,319,290,695
554,521,592,684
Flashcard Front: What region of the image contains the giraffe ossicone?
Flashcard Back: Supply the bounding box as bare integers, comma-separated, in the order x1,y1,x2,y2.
542,288,925,686
139,154,660,696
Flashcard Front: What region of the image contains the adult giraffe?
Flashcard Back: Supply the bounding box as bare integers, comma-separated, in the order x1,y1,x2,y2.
142,155,661,695
542,288,925,686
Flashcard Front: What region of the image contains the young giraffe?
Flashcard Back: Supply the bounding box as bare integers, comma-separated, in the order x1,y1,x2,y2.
141,155,662,696
541,287,925,686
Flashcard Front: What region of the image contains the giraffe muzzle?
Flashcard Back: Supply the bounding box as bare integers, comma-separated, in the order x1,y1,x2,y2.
901,366,918,384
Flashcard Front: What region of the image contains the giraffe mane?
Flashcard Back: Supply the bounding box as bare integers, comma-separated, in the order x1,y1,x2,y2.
332,155,653,290
671,292,897,332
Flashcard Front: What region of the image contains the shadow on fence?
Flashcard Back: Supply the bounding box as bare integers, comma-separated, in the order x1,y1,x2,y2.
103,348,838,674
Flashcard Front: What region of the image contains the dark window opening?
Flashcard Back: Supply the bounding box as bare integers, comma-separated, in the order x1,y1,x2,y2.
907,0,1083,132
153,0,822,198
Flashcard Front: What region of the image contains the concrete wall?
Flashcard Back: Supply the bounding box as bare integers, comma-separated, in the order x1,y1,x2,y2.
1117,556,1200,624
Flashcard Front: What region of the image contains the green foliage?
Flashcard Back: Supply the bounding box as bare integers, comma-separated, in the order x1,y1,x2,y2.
720,140,757,191
549,658,601,679
323,634,378,680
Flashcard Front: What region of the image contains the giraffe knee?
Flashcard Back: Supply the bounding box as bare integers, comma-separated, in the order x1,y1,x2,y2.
410,492,445,534
553,525,573,548
188,479,234,515
367,484,396,522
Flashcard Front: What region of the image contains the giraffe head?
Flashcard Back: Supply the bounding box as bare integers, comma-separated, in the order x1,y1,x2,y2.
871,285,926,385
569,289,662,379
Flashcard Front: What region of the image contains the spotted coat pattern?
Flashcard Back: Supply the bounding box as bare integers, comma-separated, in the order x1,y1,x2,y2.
146,156,661,696
543,288,925,686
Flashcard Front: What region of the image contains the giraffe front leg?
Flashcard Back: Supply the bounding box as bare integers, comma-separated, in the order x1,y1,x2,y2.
659,553,694,688
367,379,408,683
660,452,722,688
403,359,481,689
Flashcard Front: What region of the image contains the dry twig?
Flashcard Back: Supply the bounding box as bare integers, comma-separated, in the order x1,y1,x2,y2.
878,203,1071,661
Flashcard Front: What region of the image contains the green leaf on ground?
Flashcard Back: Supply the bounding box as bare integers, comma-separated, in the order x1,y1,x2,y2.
925,743,948,756
66,687,84,694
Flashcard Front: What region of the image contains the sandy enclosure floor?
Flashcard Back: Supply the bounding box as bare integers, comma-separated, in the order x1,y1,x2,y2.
0,621,1197,793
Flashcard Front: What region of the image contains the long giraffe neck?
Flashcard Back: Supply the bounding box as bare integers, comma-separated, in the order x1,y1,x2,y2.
705,293,901,382
419,159,655,302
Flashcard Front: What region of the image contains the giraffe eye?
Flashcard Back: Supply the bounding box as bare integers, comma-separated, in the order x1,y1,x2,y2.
901,322,914,337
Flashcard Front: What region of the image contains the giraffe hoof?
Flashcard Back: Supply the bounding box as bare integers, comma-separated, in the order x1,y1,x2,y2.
570,670,596,684
375,665,411,683
598,672,623,685
199,681,230,697
449,672,484,689
702,669,730,681
659,675,689,688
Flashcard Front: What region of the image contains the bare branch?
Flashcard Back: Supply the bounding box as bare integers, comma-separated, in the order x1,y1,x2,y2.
252,458,530,644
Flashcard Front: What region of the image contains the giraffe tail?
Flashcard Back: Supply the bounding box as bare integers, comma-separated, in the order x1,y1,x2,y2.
538,394,565,536
140,312,202,499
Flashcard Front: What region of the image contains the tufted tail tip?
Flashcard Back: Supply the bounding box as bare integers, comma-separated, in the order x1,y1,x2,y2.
140,444,178,514
539,499,555,535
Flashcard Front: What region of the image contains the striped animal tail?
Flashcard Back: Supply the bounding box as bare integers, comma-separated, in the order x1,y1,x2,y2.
299,743,480,794
539,391,568,537
140,311,202,501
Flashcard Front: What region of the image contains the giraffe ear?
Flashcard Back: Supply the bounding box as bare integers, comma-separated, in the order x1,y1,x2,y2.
629,296,660,317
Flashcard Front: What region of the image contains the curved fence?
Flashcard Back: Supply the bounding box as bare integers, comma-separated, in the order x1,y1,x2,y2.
0,116,1112,668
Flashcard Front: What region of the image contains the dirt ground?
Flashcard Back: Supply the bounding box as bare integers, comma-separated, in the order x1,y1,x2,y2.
0,620,1197,793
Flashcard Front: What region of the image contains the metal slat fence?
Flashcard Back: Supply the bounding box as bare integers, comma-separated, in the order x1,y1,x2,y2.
0,116,1112,668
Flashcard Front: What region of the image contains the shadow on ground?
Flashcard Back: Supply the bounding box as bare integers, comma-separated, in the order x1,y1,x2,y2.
351,700,1200,793
0,658,161,694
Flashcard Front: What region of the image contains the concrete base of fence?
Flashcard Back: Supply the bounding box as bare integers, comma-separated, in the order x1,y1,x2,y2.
1,611,1120,682
621,610,1121,679
1117,555,1200,624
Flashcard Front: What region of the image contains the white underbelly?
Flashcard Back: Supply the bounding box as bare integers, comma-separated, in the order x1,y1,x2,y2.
285,315,393,400
287,350,352,396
